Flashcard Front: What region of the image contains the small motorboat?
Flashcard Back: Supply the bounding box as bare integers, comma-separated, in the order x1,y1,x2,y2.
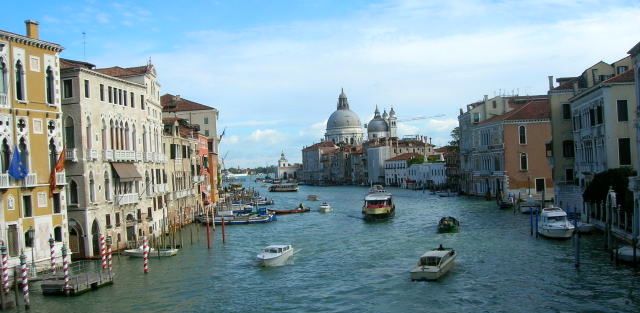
307,195,319,201
269,203,311,215
410,245,456,281
437,216,459,233
537,206,575,239
435,190,456,197
123,246,179,257
319,202,332,213
214,213,276,225
256,244,294,267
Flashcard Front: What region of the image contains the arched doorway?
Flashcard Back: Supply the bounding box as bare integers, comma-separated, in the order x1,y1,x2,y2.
91,219,100,257
68,218,85,259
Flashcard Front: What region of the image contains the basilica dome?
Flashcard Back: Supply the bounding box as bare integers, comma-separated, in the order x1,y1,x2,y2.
324,89,364,145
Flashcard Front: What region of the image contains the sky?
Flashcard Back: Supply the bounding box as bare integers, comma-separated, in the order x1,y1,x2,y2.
4,0,640,168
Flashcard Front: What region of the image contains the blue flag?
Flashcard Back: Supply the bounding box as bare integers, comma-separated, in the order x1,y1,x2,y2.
8,145,28,180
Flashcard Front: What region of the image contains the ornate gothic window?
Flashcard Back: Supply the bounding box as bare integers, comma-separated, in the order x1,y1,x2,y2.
15,60,25,101
65,116,75,149
46,66,54,104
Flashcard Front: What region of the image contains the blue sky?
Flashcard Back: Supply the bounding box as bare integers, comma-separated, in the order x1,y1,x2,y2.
4,0,640,168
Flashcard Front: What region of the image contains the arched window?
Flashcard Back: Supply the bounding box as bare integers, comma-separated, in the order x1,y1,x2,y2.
15,60,25,101
46,66,54,104
104,171,111,201
520,153,528,171
518,125,526,144
86,116,92,149
142,126,147,153
131,125,136,152
109,119,115,150
101,119,107,150
65,116,75,149
18,137,28,171
68,180,78,204
124,122,130,150
89,172,95,203
0,58,7,97
53,226,62,242
0,139,9,173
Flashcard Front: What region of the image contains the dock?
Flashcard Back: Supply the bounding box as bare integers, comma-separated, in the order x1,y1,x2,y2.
40,260,114,296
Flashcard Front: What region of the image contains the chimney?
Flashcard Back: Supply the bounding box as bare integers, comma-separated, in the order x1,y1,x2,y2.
25,20,39,39
572,81,578,95
483,95,488,102
548,76,554,90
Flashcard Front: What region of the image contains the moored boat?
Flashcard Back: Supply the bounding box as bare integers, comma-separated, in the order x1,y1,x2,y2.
319,202,332,213
437,216,459,233
362,186,395,221
436,190,456,197
410,245,456,281
214,213,276,225
616,244,640,263
256,245,294,267
123,246,179,257
537,206,575,239
518,196,539,214
269,204,311,215
269,183,299,192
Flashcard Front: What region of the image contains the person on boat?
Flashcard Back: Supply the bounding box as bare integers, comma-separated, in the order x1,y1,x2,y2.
298,203,304,209
437,244,444,250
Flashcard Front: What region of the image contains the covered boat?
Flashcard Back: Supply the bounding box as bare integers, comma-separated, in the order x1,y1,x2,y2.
256,245,294,267
410,245,456,281
537,207,575,239
437,216,460,233
269,183,299,192
269,203,311,215
362,186,394,221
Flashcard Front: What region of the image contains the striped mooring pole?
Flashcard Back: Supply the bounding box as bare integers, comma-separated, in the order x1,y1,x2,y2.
19,251,29,310
100,234,107,270
107,239,112,272
62,245,70,296
0,241,9,294
48,236,56,274
143,236,149,274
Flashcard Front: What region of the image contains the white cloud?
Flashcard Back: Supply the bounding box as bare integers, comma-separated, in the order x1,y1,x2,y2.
248,129,285,144
426,118,459,133
224,135,240,145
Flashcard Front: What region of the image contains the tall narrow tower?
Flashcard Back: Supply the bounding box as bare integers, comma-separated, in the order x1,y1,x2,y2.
388,106,397,138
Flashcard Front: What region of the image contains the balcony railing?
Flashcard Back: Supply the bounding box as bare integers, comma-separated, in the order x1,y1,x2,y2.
65,148,78,162
113,150,136,162
136,152,143,162
55,172,65,185
193,175,204,183
23,173,37,187
117,193,139,205
0,173,10,189
144,152,153,162
104,149,114,161
0,93,7,106
88,149,98,161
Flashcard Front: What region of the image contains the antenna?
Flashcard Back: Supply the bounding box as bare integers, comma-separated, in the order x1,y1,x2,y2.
82,31,86,61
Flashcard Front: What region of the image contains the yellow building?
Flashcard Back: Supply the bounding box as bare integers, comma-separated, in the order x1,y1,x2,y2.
0,21,67,267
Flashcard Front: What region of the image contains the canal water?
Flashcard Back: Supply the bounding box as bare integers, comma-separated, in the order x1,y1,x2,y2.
16,183,640,312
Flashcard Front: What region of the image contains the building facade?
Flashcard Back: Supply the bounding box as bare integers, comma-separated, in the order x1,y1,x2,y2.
0,21,68,266
628,41,640,246
276,152,301,180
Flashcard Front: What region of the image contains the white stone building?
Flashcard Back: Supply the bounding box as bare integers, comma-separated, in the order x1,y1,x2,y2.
277,152,300,180
407,162,447,189
61,59,167,257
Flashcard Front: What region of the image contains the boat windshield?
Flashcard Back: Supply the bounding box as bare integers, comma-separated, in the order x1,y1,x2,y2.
420,256,441,266
366,200,388,207
547,216,567,223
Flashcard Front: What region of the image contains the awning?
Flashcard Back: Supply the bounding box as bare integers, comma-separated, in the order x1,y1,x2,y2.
111,163,142,182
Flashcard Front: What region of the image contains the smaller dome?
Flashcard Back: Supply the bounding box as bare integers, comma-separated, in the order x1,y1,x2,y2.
382,109,388,119
367,118,389,133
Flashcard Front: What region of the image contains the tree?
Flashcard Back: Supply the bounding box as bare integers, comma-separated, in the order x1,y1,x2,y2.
449,126,460,150
582,167,636,212
408,155,425,165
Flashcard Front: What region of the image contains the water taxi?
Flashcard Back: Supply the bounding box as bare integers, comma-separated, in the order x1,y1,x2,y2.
256,245,294,267
537,206,575,239
410,245,456,281
437,216,459,233
362,185,395,221
319,202,332,213
268,183,299,192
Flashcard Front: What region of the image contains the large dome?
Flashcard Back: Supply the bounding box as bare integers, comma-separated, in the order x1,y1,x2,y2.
367,118,389,132
327,109,362,130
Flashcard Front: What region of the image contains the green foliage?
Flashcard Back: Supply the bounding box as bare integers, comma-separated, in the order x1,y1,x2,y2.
583,167,636,212
408,155,425,165
448,126,460,149
426,155,442,163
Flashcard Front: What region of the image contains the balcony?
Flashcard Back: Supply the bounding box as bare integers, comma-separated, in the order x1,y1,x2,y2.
491,171,506,176
117,193,139,205
104,149,114,161
65,148,78,162
55,172,65,185
144,152,153,162
193,175,204,183
113,150,136,162
0,93,7,106
23,173,37,188
156,183,167,193
136,152,143,162
0,173,10,189
88,149,98,161
155,153,166,163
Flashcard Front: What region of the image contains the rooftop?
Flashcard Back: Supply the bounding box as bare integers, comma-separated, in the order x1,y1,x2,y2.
386,152,422,162
161,93,217,112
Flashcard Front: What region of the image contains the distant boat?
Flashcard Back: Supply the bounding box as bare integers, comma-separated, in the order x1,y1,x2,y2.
319,202,332,213
518,197,539,214
362,185,395,221
437,216,459,233
307,194,319,201
436,190,457,197
269,204,311,215
269,183,299,192
123,246,179,257
256,245,294,267
410,245,456,281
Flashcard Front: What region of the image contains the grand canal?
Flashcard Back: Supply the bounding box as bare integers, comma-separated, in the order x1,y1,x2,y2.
16,183,640,312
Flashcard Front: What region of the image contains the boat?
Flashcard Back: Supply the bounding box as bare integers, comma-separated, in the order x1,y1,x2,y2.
518,196,539,214
410,245,456,281
497,200,514,210
616,244,640,263
435,190,456,197
537,207,575,239
575,221,595,234
214,213,276,225
319,202,332,213
307,194,319,201
123,246,179,257
268,204,311,215
362,186,395,221
251,197,274,206
437,216,459,233
268,183,299,192
256,245,294,267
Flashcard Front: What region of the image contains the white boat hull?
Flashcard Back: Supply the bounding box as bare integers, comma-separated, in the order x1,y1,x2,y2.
319,206,332,213
123,248,179,257
410,257,455,281
256,250,294,267
537,227,574,239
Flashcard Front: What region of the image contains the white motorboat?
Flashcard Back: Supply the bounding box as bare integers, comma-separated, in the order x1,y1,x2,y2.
616,244,640,263
537,207,575,239
410,246,456,281
123,246,179,257
256,244,294,267
319,202,332,213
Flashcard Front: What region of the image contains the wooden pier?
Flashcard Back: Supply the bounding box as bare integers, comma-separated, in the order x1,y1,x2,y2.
40,261,113,296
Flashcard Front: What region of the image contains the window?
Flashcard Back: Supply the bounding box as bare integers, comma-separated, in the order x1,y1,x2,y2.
104,171,111,201
123,90,127,106
0,139,10,173
46,66,55,104
565,168,574,183
535,178,545,193
63,79,73,98
22,195,32,217
617,66,628,74
54,227,62,242
65,116,75,149
114,88,118,104
24,229,34,248
15,60,26,101
100,84,104,101
0,58,7,98
589,108,595,126
108,86,112,103
205,130,210,136
89,172,96,203
473,113,479,123
204,117,209,124
596,105,603,124
618,138,631,166
7,225,18,256
106,214,111,227
562,140,574,158
116,212,121,226
519,153,528,171
53,193,61,213
118,89,123,105
617,100,628,122
140,95,145,110
562,103,571,119
518,126,526,144
492,100,496,109
170,144,176,159
18,137,28,173
68,180,78,204
84,79,90,98
130,92,135,108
